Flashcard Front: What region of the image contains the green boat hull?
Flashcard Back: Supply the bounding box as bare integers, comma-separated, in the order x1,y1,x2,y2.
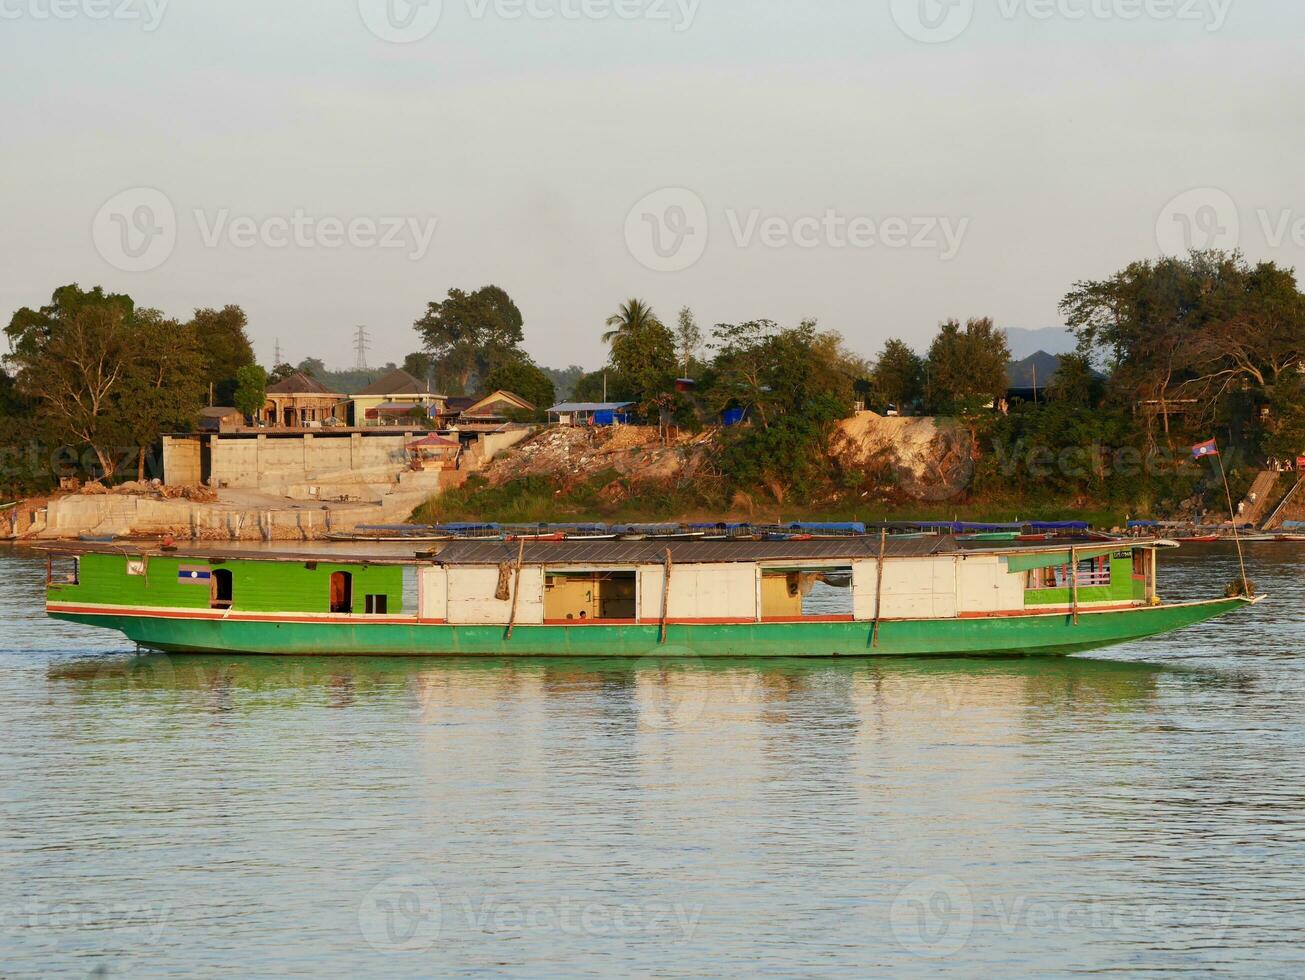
51,597,1255,658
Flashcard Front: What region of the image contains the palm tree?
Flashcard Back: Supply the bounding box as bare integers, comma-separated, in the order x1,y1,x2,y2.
603,298,660,345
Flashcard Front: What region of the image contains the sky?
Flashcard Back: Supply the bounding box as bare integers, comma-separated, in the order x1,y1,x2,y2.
2,0,1302,373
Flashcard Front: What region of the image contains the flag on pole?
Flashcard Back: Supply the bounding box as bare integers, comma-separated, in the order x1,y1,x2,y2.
1192,439,1220,460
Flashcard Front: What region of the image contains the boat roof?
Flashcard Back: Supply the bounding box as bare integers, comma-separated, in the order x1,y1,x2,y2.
37,536,1167,566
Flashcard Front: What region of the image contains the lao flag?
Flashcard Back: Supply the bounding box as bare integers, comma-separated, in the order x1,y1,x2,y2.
1192,439,1220,460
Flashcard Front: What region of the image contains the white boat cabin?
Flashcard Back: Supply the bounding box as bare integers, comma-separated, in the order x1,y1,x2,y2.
416,538,1161,625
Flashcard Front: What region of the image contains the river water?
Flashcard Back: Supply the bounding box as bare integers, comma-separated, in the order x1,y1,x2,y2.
1,543,1302,977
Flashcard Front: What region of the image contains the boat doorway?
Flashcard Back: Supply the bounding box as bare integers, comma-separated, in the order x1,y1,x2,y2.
761,568,853,619
211,569,234,610
330,572,353,614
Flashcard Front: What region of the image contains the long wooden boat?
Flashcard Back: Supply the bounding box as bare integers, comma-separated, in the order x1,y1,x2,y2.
38,536,1261,658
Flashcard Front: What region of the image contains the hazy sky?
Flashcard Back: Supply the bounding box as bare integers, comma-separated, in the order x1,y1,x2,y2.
3,0,1302,372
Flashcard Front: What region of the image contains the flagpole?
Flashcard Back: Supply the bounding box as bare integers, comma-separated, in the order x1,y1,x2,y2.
1210,442,1252,597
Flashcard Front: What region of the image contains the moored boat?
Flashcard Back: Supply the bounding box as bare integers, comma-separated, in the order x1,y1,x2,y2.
40,534,1262,659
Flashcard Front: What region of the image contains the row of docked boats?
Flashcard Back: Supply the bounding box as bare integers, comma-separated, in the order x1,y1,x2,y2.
331,520,1102,544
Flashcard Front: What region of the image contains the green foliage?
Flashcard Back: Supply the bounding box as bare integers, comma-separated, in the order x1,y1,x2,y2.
872,339,924,413
484,360,556,412
540,364,586,402
190,305,254,404
924,317,1011,415
603,298,661,345
609,316,676,407
715,392,847,502
3,285,207,481
268,363,298,384
233,365,268,421
415,285,526,392
674,307,702,377
572,370,630,404
1264,375,1305,459
1062,250,1305,442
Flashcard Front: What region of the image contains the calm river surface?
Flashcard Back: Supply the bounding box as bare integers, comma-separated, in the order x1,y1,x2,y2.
2,543,1303,977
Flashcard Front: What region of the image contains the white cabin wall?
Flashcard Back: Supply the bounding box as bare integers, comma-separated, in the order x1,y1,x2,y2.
446,567,545,625
955,555,1025,614
639,563,759,622
419,566,447,621
854,557,959,620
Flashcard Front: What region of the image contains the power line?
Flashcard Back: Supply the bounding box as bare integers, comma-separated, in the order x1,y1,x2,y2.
353,325,371,371
273,338,284,365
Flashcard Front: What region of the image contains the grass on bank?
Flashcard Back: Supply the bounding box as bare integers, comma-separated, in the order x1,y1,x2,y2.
411,471,1135,530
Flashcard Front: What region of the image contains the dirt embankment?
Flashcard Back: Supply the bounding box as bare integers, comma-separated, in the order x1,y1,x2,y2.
831,413,974,502
483,426,713,495
479,414,976,505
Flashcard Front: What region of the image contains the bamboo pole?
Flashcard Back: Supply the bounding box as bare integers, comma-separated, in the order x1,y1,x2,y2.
872,529,887,648
660,548,673,644
1070,546,1079,626
505,537,526,639
1215,452,1253,597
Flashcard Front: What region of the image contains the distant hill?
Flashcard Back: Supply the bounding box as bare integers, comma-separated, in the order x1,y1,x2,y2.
1007,350,1065,390
1005,327,1077,360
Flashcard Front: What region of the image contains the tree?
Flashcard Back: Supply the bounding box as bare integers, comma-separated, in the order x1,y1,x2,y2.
403,352,435,387
924,317,1011,415
6,294,134,479
1046,352,1099,408
190,306,254,404
116,311,206,480
872,339,924,414
603,298,661,345
268,363,297,385
414,285,526,391
234,365,269,422
296,357,326,379
484,360,556,412
674,307,702,377
1264,375,1305,460
540,364,586,402
609,316,676,407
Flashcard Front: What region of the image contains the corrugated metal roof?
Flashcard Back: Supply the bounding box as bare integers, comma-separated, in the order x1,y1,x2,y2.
546,402,636,414
434,537,958,566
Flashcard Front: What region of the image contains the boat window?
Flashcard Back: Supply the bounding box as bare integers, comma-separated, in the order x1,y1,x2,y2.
48,557,79,586
330,572,353,614
545,571,636,622
1026,557,1111,591
762,567,853,619
365,594,388,615
211,569,234,610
